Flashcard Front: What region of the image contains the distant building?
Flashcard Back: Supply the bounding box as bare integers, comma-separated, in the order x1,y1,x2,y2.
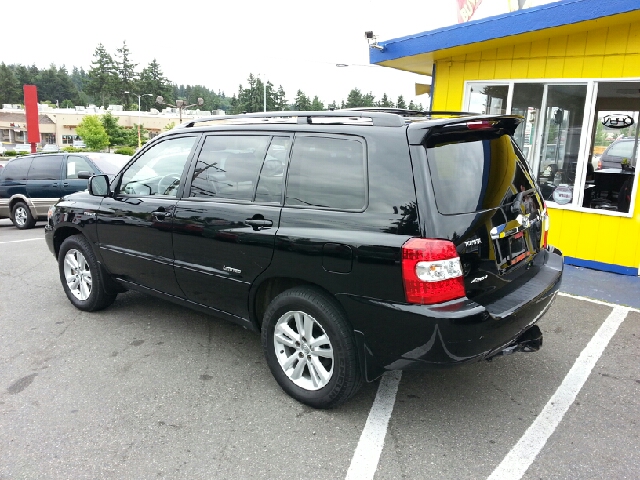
0,104,224,148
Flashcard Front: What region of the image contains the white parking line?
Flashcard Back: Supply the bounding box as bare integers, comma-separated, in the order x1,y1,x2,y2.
0,238,43,244
559,291,640,312
487,306,630,480
345,370,402,480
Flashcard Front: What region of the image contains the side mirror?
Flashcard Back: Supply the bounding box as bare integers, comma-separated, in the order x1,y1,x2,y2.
88,174,110,197
77,171,92,180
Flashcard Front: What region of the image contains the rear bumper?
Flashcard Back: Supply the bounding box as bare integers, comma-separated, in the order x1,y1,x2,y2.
338,247,563,381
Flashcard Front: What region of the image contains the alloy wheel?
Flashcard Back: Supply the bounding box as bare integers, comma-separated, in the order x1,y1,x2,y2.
63,249,93,301
273,310,334,390
14,206,27,227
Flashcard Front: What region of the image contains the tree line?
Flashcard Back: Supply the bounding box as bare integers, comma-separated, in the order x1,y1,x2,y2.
0,41,424,114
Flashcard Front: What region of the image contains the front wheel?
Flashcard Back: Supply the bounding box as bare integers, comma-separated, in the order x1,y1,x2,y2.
12,202,36,229
58,235,117,311
261,287,362,408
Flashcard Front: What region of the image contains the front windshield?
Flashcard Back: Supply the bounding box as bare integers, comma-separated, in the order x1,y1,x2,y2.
86,153,130,175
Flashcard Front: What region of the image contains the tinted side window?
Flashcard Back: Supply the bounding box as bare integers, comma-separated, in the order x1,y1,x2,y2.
189,135,271,201
120,136,197,197
28,155,63,181
66,155,94,179
255,136,290,203
2,157,33,181
285,136,366,210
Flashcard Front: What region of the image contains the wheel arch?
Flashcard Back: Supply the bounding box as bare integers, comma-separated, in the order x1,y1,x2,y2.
52,226,83,258
251,277,351,330
9,195,36,216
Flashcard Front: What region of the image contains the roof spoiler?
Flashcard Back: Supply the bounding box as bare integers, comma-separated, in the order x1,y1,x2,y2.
407,115,524,145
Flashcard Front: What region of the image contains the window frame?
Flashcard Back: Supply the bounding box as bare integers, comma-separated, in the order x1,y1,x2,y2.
463,77,640,218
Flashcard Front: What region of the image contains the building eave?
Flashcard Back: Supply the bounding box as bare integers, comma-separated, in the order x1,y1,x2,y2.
370,0,640,75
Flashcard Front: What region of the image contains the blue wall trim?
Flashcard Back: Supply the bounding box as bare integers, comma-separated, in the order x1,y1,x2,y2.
370,0,640,64
564,256,639,276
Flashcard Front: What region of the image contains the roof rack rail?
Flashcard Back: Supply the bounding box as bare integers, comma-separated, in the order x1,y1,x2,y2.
340,107,478,117
179,110,406,128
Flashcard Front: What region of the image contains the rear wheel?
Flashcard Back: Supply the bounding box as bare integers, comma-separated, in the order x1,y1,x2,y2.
261,287,362,408
11,202,36,229
58,234,117,311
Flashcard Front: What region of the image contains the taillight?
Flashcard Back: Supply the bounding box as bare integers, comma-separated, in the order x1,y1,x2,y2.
402,238,466,305
466,120,495,130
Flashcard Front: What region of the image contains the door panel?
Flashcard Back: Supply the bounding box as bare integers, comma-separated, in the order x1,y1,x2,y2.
95,135,199,296
172,201,280,317
172,134,288,318
25,155,63,200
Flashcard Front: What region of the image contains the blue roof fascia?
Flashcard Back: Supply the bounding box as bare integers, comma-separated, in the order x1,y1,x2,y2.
370,0,640,64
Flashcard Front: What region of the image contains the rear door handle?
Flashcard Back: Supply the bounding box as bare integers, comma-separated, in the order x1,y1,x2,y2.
245,218,273,230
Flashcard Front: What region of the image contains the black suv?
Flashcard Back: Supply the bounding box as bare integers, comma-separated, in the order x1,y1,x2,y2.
45,110,563,408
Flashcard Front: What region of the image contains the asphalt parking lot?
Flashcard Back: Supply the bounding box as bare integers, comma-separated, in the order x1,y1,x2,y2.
1,219,639,479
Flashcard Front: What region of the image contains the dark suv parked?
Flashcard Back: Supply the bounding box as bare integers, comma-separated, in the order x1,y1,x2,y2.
45,110,563,408
0,152,130,229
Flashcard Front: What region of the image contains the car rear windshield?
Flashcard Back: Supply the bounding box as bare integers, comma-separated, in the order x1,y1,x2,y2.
425,131,538,215
606,140,638,159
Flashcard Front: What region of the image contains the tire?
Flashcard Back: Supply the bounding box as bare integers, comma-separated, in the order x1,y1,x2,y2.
11,202,36,229
58,234,117,311
261,286,362,408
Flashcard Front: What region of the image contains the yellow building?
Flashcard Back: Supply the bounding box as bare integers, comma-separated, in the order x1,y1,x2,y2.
371,0,640,275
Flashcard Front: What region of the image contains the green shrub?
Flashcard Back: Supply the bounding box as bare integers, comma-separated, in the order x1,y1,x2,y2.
114,146,135,156
5,150,18,156
61,146,88,153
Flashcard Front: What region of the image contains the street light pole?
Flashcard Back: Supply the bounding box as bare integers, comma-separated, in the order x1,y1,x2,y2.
156,96,204,125
124,91,152,149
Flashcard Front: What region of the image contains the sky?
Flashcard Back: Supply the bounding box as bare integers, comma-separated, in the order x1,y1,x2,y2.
4,0,558,108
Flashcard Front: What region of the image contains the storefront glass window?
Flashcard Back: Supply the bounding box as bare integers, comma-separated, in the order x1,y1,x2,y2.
536,84,588,205
581,81,640,213
467,83,508,115
511,83,544,166
466,80,639,215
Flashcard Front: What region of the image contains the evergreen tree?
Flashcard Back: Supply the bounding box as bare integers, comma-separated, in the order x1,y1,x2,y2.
293,90,311,110
86,44,117,107
0,63,21,105
345,88,363,108
378,93,394,108
396,95,407,109
139,59,172,111
345,88,375,108
14,64,36,87
310,96,324,111
115,41,138,108
275,85,287,111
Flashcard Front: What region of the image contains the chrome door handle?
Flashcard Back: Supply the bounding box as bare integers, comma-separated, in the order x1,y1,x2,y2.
245,219,273,230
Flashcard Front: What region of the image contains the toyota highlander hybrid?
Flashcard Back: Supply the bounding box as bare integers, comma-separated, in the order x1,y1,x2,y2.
45,109,563,408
